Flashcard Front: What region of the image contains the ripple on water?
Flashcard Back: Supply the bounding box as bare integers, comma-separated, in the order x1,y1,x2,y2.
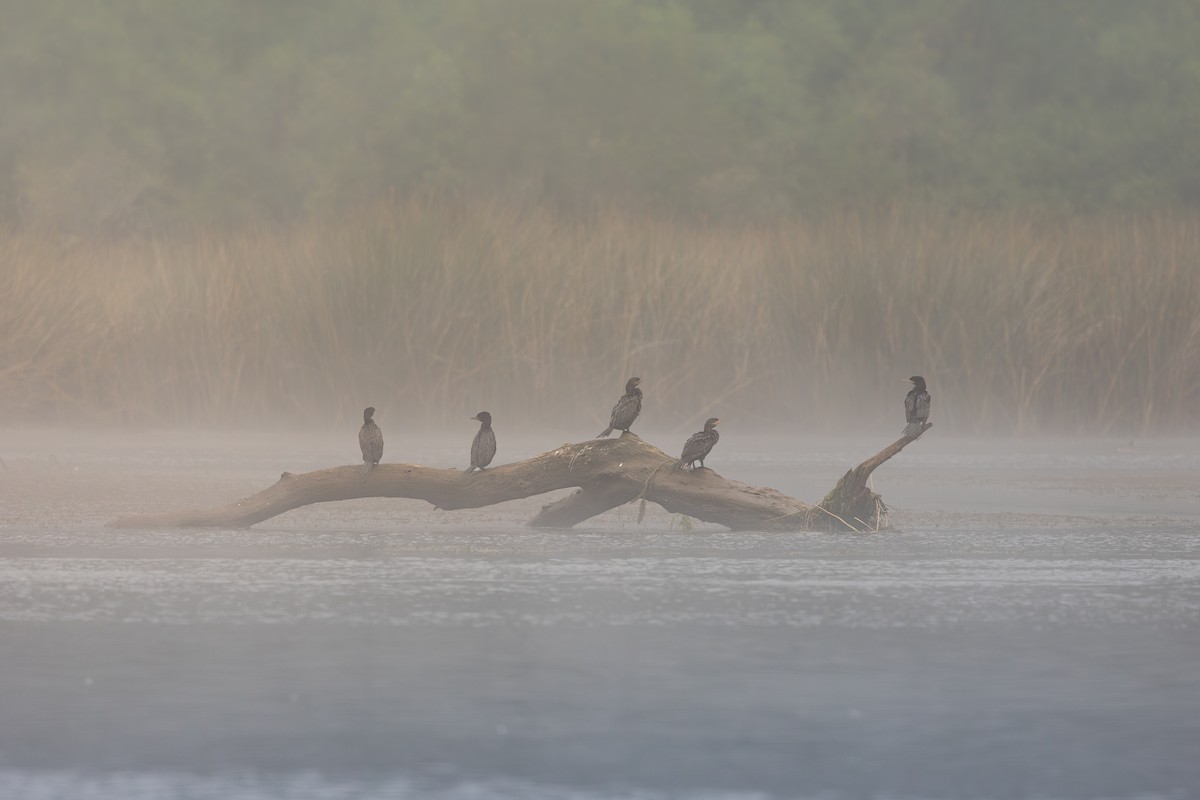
1,543,1197,628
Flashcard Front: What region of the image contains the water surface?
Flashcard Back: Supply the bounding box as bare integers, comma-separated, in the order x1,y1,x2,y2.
1,431,1197,799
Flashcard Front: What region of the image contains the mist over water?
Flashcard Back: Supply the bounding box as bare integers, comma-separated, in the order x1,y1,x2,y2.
2,430,1198,799
3,3,1200,798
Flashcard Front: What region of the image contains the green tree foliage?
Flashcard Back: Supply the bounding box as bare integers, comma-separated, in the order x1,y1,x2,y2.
2,0,1198,231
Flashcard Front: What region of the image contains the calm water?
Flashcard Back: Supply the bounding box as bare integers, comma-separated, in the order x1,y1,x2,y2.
1,430,1198,800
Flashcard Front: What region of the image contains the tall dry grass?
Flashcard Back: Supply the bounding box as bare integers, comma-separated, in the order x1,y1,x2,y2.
2,199,1198,435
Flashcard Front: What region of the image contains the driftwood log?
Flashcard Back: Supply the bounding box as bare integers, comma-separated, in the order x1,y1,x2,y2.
110,426,930,532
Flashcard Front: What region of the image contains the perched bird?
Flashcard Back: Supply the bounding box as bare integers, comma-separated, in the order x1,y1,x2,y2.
359,406,384,472
465,411,497,473
902,376,931,436
676,417,720,470
597,377,642,437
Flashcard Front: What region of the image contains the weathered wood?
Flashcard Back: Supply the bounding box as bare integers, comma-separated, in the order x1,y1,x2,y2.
110,437,638,529
109,429,928,531
811,422,933,531
532,485,640,529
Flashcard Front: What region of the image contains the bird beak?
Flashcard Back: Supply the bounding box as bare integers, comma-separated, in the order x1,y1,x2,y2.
713,419,721,426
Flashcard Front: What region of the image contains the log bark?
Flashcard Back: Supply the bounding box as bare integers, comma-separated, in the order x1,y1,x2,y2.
109,427,929,531
809,422,933,531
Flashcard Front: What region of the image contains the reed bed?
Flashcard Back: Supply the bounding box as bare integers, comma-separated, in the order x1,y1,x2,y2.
2,200,1197,435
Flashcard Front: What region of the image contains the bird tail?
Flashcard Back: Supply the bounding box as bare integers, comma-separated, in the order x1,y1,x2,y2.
361,461,373,475
464,465,475,474
673,459,685,470
597,426,614,438
902,422,923,437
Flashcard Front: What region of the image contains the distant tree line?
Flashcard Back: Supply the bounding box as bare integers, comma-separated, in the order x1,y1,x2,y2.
3,0,1198,233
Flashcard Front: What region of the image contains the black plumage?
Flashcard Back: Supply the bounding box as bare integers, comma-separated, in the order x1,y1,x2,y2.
465,411,497,473
902,376,931,436
676,417,720,469
597,377,642,438
359,406,384,471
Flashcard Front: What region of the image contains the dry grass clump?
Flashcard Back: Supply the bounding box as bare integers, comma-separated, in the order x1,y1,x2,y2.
2,199,1197,434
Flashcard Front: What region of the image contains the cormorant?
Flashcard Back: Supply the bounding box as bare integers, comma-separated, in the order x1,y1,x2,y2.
676,417,720,469
597,377,642,437
359,406,384,471
902,376,931,436
465,411,497,473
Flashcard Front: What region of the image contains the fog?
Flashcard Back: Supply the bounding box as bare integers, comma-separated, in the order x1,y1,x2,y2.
4,205,1199,436
2,3,1199,434
2,4,1200,799
5,2,1200,232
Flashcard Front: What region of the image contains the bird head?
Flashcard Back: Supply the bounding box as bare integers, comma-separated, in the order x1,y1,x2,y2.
625,377,642,392
363,406,376,422
907,376,926,391
705,417,720,430
471,411,492,425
